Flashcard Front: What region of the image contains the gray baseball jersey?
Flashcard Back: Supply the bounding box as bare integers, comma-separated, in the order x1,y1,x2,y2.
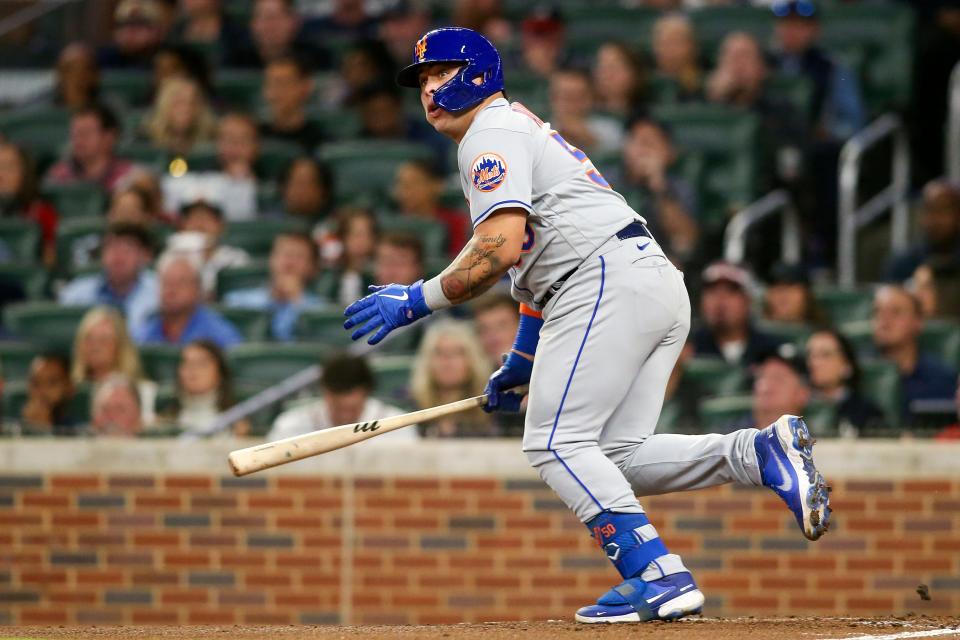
458,98,642,309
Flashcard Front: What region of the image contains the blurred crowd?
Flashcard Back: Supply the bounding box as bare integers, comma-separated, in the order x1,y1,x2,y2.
0,0,958,439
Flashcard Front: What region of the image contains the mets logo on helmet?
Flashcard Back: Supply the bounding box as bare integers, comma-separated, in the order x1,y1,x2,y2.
471,153,507,192
415,36,428,62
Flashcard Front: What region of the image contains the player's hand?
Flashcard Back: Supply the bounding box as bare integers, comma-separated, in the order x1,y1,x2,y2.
483,351,533,413
343,280,432,345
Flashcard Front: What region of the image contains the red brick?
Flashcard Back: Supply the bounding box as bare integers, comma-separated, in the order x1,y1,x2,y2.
903,480,951,493
302,534,340,548
395,478,442,490
131,570,180,586
133,531,180,547
75,569,125,585
393,593,440,607
0,513,42,526
846,596,895,610
932,498,960,511
699,575,751,590
365,495,412,510
48,589,97,605
276,515,325,529
476,575,522,589
78,532,126,546
19,531,69,546
20,570,67,586
222,552,268,568
450,478,497,491
847,557,895,571
244,611,292,624
245,572,293,587
478,495,526,511
274,592,322,607
51,512,100,527
533,535,580,550
354,514,386,528
248,495,295,509
50,474,101,490
478,535,523,550
420,496,469,510
360,572,409,588
276,477,336,490
816,575,864,590
161,588,209,605
876,537,924,552
164,476,212,490
190,494,238,509
875,497,925,512
132,609,179,624
188,609,235,624
22,492,70,508
731,555,782,571
20,608,69,624
418,574,466,588
134,493,183,509
760,575,809,590
730,517,783,532
300,572,339,588
790,596,838,610
845,517,895,533
503,515,550,529
303,496,341,509
907,556,953,571
164,551,212,568
829,496,867,512
933,537,960,551
787,556,837,571
731,595,779,609
108,475,155,489
0,551,43,565
220,514,266,528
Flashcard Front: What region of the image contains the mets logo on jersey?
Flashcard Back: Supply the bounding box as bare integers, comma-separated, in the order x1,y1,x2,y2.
471,153,507,192
415,36,428,62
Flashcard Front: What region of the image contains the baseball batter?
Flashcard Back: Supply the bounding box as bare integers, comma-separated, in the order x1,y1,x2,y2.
344,27,832,623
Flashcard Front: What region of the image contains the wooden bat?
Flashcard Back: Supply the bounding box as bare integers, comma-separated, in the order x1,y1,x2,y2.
228,395,488,476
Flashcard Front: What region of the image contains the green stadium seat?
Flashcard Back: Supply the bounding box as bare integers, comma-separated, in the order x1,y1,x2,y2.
656,399,682,434
564,6,660,57
919,319,960,370
755,320,813,350
0,264,48,300
859,358,901,428
370,354,414,407
766,73,814,123
213,305,270,342
689,6,774,61
0,220,40,263
294,308,353,348
221,218,308,258
214,69,264,111
100,70,152,106
838,319,874,356
55,217,104,275
227,342,332,388
0,342,41,381
308,109,362,142
41,182,107,219
4,302,90,350
802,399,840,438
235,385,283,437
683,357,750,397
699,395,752,432
378,216,448,258
139,344,182,386
320,141,433,205
256,140,302,181
117,143,171,172
814,286,874,324
0,107,70,148
216,261,270,298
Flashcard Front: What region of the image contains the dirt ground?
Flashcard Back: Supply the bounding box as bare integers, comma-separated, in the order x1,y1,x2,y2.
3,617,959,640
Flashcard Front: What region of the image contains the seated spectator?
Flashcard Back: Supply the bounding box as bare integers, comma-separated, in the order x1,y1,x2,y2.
50,42,100,109
72,306,158,427
59,223,158,332
268,353,416,441
135,253,243,348
726,347,810,433
107,184,154,226
886,179,960,281
224,232,323,341
379,0,430,67
518,7,569,79
592,41,647,117
374,231,423,286
411,321,495,437
168,0,248,62
168,340,249,436
164,199,249,297
89,374,144,437
260,55,325,153
325,39,396,108
0,142,58,266
21,354,76,435
277,157,333,224
319,207,378,306
911,263,960,321
304,0,380,46
652,13,703,101
142,77,218,156
353,83,450,165
806,328,885,436
45,104,136,193
472,292,520,371
97,0,170,69
619,115,699,265
692,261,784,367
548,68,622,155
151,44,214,108
391,160,468,257
451,0,512,45
762,262,826,325
872,285,958,423
226,0,328,69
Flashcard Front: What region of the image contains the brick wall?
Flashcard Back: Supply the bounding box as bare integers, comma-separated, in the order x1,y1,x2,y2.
1,470,958,625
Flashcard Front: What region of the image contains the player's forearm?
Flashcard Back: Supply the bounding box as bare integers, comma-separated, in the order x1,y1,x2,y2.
438,231,515,304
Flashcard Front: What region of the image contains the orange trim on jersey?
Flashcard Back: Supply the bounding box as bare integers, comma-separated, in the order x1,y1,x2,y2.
511,102,545,126
519,303,542,319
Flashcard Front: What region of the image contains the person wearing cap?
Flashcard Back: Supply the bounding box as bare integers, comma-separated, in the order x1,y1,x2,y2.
762,262,826,325
97,0,170,69
691,261,785,367
724,345,811,433
518,6,571,80
59,223,158,333
165,199,250,297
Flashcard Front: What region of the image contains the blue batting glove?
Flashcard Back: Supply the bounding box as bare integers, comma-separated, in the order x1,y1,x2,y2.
343,280,432,345
483,351,533,413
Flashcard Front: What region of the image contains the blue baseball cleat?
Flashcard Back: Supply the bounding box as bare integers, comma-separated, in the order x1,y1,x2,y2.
575,572,705,623
755,414,832,541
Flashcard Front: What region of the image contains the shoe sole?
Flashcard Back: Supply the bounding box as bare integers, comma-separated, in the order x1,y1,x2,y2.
781,415,832,540
574,590,705,624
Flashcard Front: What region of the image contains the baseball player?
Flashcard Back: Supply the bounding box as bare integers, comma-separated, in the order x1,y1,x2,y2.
343,27,831,623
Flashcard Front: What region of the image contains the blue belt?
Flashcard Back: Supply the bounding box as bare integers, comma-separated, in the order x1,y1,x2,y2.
539,221,652,307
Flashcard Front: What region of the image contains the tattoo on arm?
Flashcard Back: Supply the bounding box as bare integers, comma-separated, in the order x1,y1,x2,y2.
440,232,509,304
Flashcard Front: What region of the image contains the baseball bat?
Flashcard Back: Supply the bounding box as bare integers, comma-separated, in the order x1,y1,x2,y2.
227,394,488,476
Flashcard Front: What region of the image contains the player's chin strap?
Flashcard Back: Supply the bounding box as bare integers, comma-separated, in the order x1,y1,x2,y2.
586,511,670,580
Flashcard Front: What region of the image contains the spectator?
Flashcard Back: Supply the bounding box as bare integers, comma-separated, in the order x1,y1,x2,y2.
379,0,431,66
886,179,960,281
97,0,170,69
518,6,568,79
51,42,100,109
548,68,623,155
71,306,158,427
225,233,324,341
391,160,468,257
164,199,250,296
0,142,58,267
374,232,423,286
762,262,826,325
410,321,495,437
319,207,378,306
45,103,136,193
260,55,325,153
472,292,520,370
142,77,218,156
107,184,154,226
59,223,158,333
652,13,703,101
169,340,249,436
911,263,960,322
806,328,885,436
353,83,449,164
592,41,647,117
21,354,76,435
726,347,810,433
268,353,416,441
151,43,214,108
771,0,865,142
135,253,243,348
935,378,960,441
277,157,333,223
451,0,512,45
872,285,958,423
304,0,380,48
691,261,784,367
168,0,248,61
90,374,143,437
226,0,328,69
619,115,699,265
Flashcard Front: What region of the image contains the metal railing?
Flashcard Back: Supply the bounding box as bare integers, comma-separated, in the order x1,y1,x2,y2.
0,0,76,39
723,189,801,266
947,60,960,182
837,114,910,288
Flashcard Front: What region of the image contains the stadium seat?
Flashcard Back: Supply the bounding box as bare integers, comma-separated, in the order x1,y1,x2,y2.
139,344,182,386
689,5,773,61
698,395,752,432
309,109,362,142
55,217,104,275
320,141,433,205
212,305,270,342
227,342,332,389
919,319,960,370
294,308,353,348
370,354,414,408
0,220,40,264
803,399,840,438
838,320,874,356
41,182,107,219
564,6,660,58
214,69,264,111
0,341,41,381
378,216,448,258
221,219,309,258
116,143,170,172
0,107,70,150
814,286,874,324
0,264,48,300
683,357,750,397
755,320,813,350
657,399,681,434
766,74,814,123
859,358,901,428
256,140,302,181
3,302,91,350
216,261,270,298
100,70,152,106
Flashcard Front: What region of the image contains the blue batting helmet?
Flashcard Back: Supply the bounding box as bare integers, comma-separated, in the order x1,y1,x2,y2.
395,27,504,113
